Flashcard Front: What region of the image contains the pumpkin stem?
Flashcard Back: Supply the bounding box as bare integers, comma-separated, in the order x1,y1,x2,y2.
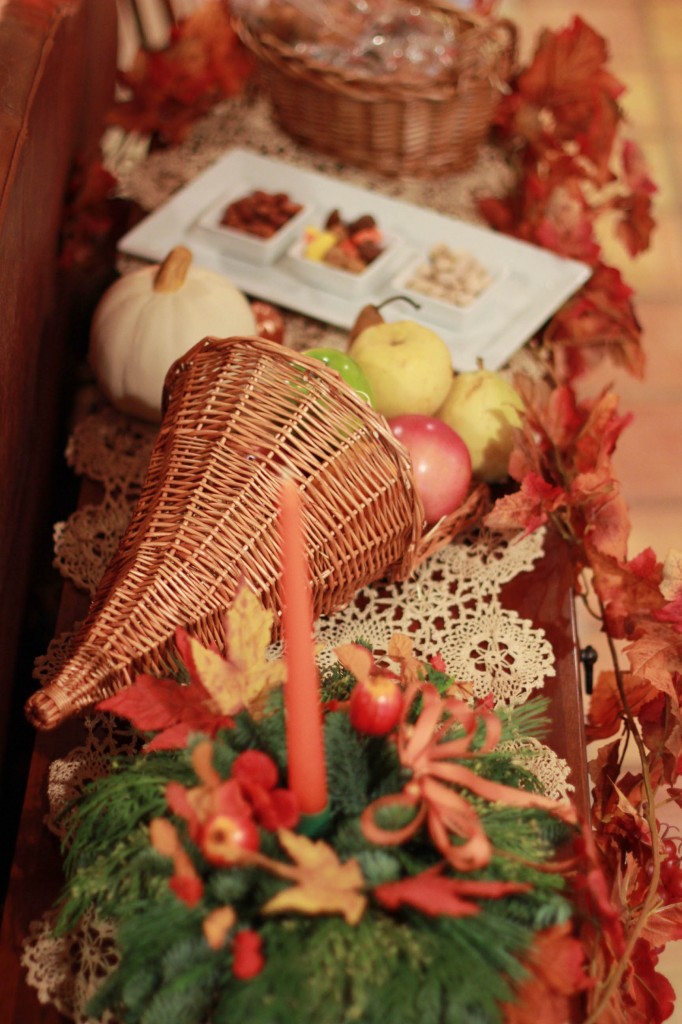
153,246,192,292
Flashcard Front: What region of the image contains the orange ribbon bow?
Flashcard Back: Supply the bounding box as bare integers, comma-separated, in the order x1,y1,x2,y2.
361,682,577,871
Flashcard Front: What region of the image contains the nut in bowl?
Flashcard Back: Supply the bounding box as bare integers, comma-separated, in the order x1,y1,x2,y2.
192,187,310,266
391,243,502,330
286,209,402,298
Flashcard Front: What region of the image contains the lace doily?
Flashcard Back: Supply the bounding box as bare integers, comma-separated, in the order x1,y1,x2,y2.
21,909,119,1024
24,97,571,1023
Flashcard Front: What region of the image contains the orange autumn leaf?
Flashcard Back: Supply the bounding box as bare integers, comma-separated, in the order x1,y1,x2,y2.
542,263,645,382
640,901,682,948
202,906,237,950
387,633,427,686
502,923,591,1024
586,670,659,741
261,829,366,925
589,546,664,640
625,625,682,700
334,643,375,684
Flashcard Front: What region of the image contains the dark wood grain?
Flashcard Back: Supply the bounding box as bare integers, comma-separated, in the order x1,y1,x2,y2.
0,575,91,1023
502,532,591,821
0,0,117,782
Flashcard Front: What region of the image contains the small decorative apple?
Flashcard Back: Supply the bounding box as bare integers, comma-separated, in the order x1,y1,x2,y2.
305,347,375,405
350,673,404,735
199,813,260,866
436,368,524,483
348,320,453,418
389,414,472,525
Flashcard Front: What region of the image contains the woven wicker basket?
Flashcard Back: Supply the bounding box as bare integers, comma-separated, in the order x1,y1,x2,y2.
233,3,516,177
26,336,487,730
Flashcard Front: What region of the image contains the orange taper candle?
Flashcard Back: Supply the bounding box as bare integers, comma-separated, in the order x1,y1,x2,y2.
278,477,328,815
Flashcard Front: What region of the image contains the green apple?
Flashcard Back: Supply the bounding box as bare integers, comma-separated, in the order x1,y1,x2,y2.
348,320,453,419
436,368,524,482
305,347,375,405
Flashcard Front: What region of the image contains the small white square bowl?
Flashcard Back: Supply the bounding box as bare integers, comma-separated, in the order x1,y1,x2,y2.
285,229,402,299
191,188,311,267
391,250,502,330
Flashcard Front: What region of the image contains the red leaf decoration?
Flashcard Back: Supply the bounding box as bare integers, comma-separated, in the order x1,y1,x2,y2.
374,863,530,917
501,923,592,1024
97,672,232,751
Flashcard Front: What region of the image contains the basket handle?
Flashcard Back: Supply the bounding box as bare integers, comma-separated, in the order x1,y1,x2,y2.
457,14,518,88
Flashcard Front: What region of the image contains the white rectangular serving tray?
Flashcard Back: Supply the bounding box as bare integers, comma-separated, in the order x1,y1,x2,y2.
118,148,592,372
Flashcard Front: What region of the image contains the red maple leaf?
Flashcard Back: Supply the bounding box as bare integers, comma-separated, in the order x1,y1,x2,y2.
612,139,658,257
512,18,623,176
373,863,530,917
656,598,682,634
484,472,567,536
97,670,233,751
109,3,254,146
543,262,645,381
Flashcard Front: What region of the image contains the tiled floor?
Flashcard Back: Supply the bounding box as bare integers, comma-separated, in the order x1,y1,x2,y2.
502,0,682,1014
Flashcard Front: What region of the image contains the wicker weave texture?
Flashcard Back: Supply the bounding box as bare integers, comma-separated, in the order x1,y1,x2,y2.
26,336,479,731
234,5,516,177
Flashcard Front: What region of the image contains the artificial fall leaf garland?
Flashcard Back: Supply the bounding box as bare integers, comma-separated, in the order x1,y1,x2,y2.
57,583,584,1023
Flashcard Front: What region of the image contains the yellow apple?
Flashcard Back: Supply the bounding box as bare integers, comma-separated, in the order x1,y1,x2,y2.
436,369,524,482
348,320,453,418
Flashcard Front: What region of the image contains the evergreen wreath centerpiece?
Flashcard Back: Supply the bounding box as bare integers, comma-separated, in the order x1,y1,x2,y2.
52,481,587,1024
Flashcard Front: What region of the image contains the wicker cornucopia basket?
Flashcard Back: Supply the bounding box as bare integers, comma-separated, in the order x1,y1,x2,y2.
25,336,487,731
232,2,516,177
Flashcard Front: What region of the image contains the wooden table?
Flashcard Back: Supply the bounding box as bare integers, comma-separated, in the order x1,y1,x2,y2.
0,525,589,1023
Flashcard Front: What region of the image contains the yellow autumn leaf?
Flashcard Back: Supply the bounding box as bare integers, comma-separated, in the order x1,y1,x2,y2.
187,580,285,717
262,828,367,925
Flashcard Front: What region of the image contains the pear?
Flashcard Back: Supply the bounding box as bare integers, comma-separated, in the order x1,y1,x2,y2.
348,320,453,419
437,368,524,482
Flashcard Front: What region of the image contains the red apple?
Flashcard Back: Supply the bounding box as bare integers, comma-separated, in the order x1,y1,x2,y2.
350,673,404,736
389,414,472,525
199,812,260,866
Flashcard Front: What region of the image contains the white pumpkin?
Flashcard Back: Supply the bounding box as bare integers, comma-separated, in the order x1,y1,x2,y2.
89,246,257,422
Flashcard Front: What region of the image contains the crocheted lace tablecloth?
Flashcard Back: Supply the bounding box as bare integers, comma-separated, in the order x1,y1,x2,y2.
21,97,572,1022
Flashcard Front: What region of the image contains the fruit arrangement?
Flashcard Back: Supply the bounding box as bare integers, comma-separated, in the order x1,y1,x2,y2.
88,242,521,528
301,210,385,274
336,300,524,521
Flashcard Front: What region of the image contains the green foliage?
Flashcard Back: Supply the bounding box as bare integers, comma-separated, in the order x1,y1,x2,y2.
319,656,359,703
57,694,575,1024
